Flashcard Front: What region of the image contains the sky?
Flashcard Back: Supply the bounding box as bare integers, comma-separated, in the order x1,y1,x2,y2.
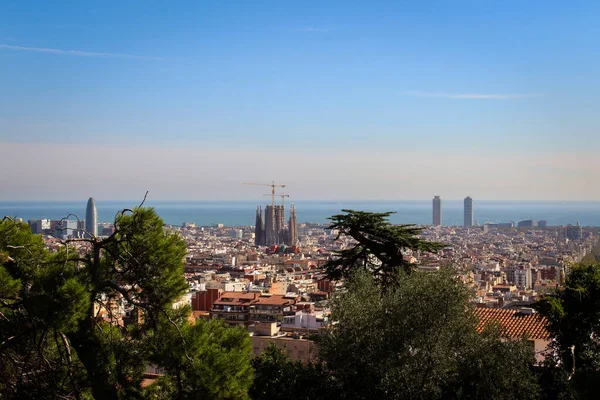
1,0,599,201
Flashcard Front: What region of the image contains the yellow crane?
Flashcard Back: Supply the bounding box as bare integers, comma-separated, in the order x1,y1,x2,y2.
242,181,286,205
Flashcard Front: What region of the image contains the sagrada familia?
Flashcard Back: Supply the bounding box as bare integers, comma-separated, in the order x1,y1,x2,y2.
254,204,298,246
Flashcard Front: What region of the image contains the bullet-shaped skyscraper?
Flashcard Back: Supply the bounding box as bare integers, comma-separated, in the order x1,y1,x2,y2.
86,197,98,237
464,196,473,227
432,196,442,226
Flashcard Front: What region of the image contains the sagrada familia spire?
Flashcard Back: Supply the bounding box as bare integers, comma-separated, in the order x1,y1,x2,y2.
254,203,298,246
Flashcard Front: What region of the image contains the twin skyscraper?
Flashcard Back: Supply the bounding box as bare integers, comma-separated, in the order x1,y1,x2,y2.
432,196,473,227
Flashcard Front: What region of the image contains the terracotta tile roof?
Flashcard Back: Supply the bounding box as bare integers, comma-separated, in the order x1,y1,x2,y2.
473,308,550,340
213,292,297,307
253,294,294,306
213,292,258,305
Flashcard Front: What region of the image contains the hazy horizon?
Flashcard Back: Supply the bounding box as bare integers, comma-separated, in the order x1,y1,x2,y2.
3,199,600,203
4,198,600,227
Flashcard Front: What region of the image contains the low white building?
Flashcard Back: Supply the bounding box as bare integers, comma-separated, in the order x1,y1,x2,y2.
281,309,327,332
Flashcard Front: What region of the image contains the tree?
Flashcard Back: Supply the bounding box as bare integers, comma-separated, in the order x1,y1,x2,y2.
536,262,600,399
145,314,253,400
323,210,445,286
0,206,253,399
317,268,540,400
250,343,328,400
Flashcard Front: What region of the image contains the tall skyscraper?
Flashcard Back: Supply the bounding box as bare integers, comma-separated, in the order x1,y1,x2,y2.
464,196,473,227
288,204,298,246
432,196,442,226
86,197,98,237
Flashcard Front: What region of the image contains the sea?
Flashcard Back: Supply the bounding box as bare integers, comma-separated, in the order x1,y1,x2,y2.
2,200,600,227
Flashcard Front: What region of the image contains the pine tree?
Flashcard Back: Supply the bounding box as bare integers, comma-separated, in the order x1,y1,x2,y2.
0,206,253,399
324,210,445,286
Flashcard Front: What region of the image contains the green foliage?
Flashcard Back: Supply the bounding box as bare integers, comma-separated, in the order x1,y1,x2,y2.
536,262,600,398
317,268,539,400
250,343,328,400
146,315,254,400
324,210,445,286
0,208,254,400
0,219,91,398
100,208,189,311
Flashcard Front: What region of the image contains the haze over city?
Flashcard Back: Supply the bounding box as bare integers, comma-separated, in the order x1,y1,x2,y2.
2,0,600,200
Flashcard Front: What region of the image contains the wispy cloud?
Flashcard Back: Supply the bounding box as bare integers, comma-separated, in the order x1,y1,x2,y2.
296,26,328,33
0,43,163,60
403,91,537,100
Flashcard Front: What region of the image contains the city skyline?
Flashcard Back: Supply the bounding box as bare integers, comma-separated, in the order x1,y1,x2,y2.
2,1,600,200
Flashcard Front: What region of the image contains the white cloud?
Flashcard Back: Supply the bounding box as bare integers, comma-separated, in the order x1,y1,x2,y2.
403,91,537,100
0,43,163,60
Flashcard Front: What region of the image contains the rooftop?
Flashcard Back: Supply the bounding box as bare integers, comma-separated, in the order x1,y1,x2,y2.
473,307,550,340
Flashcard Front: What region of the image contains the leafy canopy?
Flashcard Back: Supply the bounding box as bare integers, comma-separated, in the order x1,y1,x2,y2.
318,268,540,400
324,210,445,285
0,207,253,400
536,262,600,398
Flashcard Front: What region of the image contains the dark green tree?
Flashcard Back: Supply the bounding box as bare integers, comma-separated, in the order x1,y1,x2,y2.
0,206,253,400
317,268,540,400
536,262,600,399
250,343,329,400
324,210,445,286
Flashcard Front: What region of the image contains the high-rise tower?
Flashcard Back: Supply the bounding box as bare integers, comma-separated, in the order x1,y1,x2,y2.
432,196,442,226
288,204,298,246
85,197,98,237
464,196,473,227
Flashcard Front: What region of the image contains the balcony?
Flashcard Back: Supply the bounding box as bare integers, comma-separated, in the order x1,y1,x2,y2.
211,307,247,313
249,307,279,314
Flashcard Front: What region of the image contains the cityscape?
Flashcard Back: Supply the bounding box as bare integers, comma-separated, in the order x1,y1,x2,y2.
3,1,600,398
18,194,597,360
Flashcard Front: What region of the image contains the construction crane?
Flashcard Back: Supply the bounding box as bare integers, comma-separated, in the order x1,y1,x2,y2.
264,192,290,209
242,181,286,205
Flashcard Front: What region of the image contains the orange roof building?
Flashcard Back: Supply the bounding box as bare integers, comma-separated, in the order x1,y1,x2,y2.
473,307,550,363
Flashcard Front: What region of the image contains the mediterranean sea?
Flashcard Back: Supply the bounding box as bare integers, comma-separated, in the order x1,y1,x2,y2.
2,200,600,227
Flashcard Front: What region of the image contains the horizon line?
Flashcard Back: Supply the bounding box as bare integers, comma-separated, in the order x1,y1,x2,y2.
2,199,600,203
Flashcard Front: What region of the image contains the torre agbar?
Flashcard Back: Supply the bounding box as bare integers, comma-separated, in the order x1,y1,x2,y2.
86,197,98,237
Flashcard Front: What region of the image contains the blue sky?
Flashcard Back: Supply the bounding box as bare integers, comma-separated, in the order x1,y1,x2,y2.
1,1,599,201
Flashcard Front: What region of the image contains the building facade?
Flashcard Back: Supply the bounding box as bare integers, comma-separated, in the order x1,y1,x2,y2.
86,197,98,237
254,206,265,245
28,219,51,234
566,223,583,241
288,204,298,246
432,196,442,226
255,204,298,246
464,196,474,227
